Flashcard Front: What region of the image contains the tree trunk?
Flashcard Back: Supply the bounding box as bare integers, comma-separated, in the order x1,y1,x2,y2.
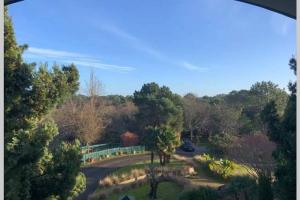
162,154,166,166
149,180,158,199
159,153,163,165
151,151,154,164
165,154,170,164
190,129,193,141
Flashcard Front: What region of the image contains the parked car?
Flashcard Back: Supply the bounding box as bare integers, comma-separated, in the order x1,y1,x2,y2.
180,141,195,152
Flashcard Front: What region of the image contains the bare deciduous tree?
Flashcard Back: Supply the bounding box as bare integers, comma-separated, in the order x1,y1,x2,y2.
53,71,106,144
183,94,209,141
227,133,276,176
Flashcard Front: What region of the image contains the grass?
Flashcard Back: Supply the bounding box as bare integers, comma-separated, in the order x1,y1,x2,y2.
230,163,256,177
193,161,226,185
193,154,255,182
105,181,182,200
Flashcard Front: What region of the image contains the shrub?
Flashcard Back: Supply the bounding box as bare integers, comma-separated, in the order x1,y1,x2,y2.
131,169,145,179
68,172,86,199
99,177,113,187
226,176,257,200
120,131,139,147
194,153,214,164
179,187,219,200
120,173,129,182
111,175,120,184
180,166,196,176
258,173,273,200
208,159,234,179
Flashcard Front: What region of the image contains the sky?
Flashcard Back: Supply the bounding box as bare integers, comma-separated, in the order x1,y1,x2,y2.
8,0,296,96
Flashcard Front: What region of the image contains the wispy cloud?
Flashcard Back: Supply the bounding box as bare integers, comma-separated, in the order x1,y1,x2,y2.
182,61,209,71
270,13,294,36
98,23,167,61
25,47,136,72
96,22,208,72
27,47,86,58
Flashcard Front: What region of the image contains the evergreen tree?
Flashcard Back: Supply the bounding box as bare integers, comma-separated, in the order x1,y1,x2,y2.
4,8,85,200
133,82,183,132
261,58,296,200
258,173,273,200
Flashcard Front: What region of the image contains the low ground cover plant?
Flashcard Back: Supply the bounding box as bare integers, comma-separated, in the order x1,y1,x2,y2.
194,154,251,180
99,169,146,188
208,159,234,179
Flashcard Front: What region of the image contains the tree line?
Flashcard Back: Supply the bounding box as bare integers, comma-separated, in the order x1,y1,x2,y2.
53,78,289,150
4,6,296,200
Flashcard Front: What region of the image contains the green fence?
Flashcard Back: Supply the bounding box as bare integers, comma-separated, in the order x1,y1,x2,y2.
81,145,145,163
81,143,120,153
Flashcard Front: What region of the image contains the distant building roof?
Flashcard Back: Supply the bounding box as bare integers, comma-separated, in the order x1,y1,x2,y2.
236,0,296,19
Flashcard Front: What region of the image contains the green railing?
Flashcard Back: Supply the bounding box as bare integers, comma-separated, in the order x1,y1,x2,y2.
81,143,120,153
81,145,145,163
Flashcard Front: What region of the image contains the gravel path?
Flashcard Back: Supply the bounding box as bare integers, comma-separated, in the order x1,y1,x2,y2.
75,154,150,200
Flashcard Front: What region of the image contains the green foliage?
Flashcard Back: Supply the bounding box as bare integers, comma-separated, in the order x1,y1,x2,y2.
258,174,273,200
226,176,257,200
195,154,251,180
144,126,181,165
179,187,218,200
208,159,234,179
196,82,288,137
155,126,181,156
261,58,296,200
194,153,214,164
208,133,235,155
68,172,87,199
4,9,84,200
133,82,184,132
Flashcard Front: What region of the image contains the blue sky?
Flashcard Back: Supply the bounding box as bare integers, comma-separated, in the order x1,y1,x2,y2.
8,0,296,96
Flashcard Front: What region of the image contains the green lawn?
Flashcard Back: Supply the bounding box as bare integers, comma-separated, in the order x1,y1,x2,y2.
193,154,255,182
193,161,226,186
105,181,182,200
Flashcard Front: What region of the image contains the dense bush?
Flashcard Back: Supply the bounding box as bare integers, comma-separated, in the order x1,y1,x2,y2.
258,174,273,200
226,176,257,200
194,154,251,180
99,168,146,188
179,187,218,200
208,159,234,179
68,172,87,199
121,131,139,147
